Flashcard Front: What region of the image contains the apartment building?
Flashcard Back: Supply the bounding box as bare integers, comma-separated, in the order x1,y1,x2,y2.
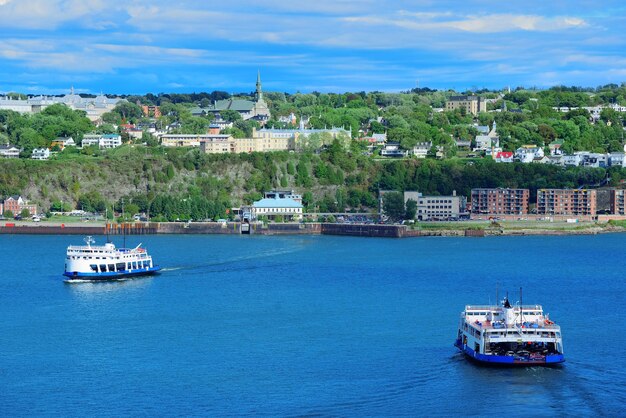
610,189,626,215
536,189,596,216
471,188,529,216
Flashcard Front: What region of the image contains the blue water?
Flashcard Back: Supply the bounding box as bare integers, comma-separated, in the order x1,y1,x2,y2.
1,234,625,416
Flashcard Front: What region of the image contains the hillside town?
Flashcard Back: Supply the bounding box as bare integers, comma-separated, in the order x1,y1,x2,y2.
1,75,625,167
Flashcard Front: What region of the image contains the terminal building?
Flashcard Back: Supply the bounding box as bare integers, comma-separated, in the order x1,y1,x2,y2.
242,190,303,222
404,191,467,221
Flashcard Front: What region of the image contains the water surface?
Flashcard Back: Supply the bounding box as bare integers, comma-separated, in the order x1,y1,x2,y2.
1,234,624,416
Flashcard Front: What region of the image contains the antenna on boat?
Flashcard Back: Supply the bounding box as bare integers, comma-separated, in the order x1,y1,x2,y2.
519,286,524,324
84,236,94,247
495,282,499,309
105,206,111,243
122,198,126,249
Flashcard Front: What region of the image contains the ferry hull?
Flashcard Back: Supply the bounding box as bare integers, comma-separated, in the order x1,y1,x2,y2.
63,266,161,281
455,339,565,366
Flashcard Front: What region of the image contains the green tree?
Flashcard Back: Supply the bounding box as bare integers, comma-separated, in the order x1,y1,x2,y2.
20,208,30,218
3,209,14,218
220,110,243,123
382,192,405,221
405,199,417,219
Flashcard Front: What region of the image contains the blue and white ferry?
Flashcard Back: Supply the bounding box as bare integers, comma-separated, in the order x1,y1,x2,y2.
454,296,565,366
64,236,161,281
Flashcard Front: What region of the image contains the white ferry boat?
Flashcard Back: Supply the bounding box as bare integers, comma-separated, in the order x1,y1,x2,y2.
64,236,161,281
454,295,565,366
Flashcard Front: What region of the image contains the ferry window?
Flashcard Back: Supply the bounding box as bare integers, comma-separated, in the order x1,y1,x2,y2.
90,265,98,272
108,264,115,272
100,264,106,272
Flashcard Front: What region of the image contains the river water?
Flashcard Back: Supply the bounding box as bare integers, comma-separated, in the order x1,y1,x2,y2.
1,234,624,416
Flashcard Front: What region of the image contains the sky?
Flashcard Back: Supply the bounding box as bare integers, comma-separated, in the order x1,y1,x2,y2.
0,0,625,95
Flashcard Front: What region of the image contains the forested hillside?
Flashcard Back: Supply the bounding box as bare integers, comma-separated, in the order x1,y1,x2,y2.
2,144,622,220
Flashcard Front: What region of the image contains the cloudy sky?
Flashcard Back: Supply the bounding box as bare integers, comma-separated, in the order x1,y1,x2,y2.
0,0,625,95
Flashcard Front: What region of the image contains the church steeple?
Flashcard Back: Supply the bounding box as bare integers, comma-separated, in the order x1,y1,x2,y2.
256,70,263,102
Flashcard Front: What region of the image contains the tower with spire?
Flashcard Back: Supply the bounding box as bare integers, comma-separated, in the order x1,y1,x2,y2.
256,70,263,102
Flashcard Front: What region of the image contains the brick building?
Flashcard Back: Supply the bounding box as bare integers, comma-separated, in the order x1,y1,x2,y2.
536,189,596,216
2,195,37,216
471,188,529,216
610,189,626,215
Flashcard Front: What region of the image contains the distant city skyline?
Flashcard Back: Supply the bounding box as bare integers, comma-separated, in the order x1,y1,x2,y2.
0,0,625,95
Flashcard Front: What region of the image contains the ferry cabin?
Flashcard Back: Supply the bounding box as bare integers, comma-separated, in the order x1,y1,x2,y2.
457,305,564,360
66,243,154,274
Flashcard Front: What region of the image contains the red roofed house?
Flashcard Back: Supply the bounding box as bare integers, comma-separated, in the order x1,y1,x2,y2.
495,151,514,163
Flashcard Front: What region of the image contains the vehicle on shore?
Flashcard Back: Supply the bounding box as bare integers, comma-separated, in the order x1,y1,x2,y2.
454,293,565,366
63,236,160,282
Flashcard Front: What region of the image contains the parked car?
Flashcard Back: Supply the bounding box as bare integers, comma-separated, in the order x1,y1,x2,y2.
32,216,41,222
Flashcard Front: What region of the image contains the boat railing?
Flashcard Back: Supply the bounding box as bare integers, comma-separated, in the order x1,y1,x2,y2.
470,320,560,331
68,245,112,252
466,304,542,311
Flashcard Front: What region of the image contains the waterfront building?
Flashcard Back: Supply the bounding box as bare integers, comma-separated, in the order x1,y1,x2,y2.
536,189,596,216
445,95,486,116
31,148,50,160
1,195,37,216
610,189,626,215
471,188,529,216
404,191,467,221
0,144,21,158
247,189,303,221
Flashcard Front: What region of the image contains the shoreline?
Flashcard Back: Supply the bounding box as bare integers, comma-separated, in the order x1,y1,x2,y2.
0,221,623,238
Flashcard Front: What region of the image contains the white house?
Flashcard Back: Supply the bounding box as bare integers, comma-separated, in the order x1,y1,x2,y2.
31,148,50,160
411,142,432,158
81,133,122,149
562,154,582,166
474,121,499,152
0,144,21,158
381,143,407,158
515,146,544,163
494,151,514,163
609,152,626,167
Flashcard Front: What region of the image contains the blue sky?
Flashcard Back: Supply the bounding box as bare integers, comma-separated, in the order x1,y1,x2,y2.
0,0,625,95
